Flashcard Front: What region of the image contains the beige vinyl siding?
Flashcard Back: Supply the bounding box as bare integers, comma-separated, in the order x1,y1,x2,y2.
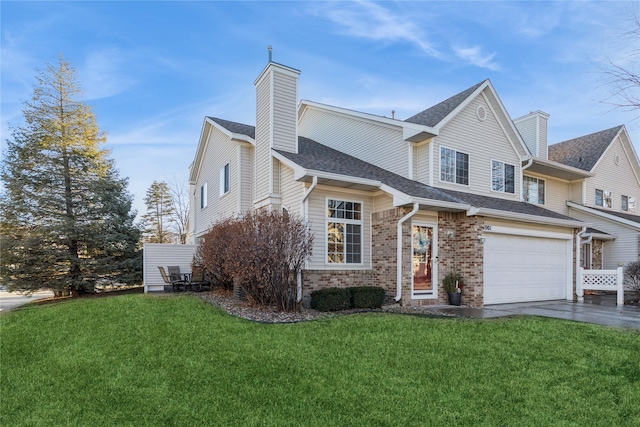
299,108,408,177
272,158,281,196
570,181,583,204
539,118,548,159
514,116,537,156
306,187,373,270
416,142,431,185
193,128,239,237
272,72,297,153
143,243,197,292
373,193,394,212
280,164,305,215
586,136,640,211
433,95,521,199
240,145,254,213
412,145,419,180
255,74,272,201
524,172,571,215
568,209,639,269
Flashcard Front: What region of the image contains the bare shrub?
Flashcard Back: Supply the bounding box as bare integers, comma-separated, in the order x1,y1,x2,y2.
195,210,313,311
624,261,640,294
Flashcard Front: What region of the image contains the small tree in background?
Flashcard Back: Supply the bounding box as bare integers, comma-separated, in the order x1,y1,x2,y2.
168,177,189,244
0,55,142,296
142,181,175,243
624,261,640,295
195,210,313,311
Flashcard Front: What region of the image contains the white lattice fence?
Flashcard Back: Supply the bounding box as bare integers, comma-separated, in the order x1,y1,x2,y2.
578,267,624,306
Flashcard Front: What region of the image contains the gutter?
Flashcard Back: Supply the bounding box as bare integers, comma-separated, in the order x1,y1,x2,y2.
576,226,587,300
395,203,420,302
298,176,318,303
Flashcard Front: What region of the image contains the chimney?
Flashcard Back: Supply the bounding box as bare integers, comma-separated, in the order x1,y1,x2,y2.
513,110,550,159
253,49,300,208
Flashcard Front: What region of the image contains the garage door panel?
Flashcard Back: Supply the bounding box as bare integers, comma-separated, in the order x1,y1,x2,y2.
484,234,568,305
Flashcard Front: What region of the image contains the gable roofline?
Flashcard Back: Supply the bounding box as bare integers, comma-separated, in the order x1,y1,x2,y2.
593,125,640,185
524,156,594,181
466,206,587,229
567,201,640,231
189,117,256,184
548,125,623,172
405,79,529,157
298,99,432,133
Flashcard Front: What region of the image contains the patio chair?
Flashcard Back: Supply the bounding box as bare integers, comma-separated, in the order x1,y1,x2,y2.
189,267,210,292
159,266,186,292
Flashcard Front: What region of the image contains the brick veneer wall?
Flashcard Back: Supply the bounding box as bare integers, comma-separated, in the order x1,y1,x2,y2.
436,212,485,308
301,270,374,307
301,207,487,308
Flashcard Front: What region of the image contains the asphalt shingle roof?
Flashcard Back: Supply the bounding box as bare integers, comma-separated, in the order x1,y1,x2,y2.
208,116,256,139
277,138,579,223
277,138,461,203
585,206,640,225
548,126,623,171
404,80,486,127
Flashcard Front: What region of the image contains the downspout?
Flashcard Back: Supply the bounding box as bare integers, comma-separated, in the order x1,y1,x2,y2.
395,203,420,302
576,226,587,300
298,176,318,303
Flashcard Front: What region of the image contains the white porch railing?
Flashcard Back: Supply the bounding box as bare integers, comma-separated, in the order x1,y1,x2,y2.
577,267,624,306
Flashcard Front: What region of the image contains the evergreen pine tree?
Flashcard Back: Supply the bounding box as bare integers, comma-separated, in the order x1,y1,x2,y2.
0,55,142,296
142,181,175,243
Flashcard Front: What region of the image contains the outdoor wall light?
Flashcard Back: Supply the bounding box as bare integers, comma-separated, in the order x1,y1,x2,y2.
446,230,455,238
477,234,485,243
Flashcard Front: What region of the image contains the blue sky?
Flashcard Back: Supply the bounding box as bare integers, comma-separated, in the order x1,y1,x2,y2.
2,1,639,218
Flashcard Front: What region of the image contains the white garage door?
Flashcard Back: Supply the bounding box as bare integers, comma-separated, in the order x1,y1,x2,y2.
484,234,569,305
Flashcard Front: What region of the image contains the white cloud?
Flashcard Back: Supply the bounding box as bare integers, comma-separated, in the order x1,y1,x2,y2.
80,48,137,100
453,46,500,71
317,0,442,58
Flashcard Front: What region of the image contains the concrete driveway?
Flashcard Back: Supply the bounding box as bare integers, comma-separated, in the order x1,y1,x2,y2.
432,297,640,329
0,288,54,313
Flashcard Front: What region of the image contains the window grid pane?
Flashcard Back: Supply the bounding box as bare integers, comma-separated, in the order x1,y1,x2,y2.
505,164,515,193
440,147,455,182
492,160,503,191
456,152,469,185
327,200,362,264
595,189,603,206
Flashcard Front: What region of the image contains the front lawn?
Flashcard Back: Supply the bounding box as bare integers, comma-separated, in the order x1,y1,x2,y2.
1,295,639,426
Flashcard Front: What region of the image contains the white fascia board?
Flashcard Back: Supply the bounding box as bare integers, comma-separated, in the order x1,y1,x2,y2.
409,197,470,211
230,133,255,145
567,201,640,230
271,151,307,178
189,118,214,184
467,206,588,228
305,170,382,187
618,127,640,185
587,232,616,241
254,62,301,86
480,90,529,159
432,80,489,131
298,100,403,130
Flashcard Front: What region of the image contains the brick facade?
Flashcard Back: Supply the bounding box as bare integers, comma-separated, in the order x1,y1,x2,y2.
301,207,488,308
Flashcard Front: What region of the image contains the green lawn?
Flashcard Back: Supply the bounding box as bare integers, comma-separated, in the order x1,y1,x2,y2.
1,295,639,426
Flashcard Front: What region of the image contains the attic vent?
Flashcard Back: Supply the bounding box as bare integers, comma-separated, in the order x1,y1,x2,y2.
614,154,620,166
476,105,487,122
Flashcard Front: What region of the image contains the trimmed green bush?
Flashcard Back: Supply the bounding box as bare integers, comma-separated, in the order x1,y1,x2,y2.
350,286,386,309
310,287,351,311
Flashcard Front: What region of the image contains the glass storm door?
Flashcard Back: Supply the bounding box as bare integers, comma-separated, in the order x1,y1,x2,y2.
412,225,434,296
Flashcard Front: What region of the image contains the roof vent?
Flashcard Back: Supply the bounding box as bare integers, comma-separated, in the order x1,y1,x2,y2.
268,45,273,63
476,105,487,122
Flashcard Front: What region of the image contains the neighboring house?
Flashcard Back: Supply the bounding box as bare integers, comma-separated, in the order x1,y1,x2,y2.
547,127,640,269
187,58,635,307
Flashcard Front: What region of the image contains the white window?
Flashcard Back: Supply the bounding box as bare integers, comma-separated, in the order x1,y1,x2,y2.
200,182,208,209
327,199,362,264
630,197,637,213
622,195,629,211
440,147,469,185
523,176,545,204
219,163,230,196
604,191,612,208
595,189,603,207
492,160,515,193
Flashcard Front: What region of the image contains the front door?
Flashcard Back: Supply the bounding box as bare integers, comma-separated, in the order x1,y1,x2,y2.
412,224,436,298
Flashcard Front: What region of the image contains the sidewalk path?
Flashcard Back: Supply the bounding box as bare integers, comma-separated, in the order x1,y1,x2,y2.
0,288,54,312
